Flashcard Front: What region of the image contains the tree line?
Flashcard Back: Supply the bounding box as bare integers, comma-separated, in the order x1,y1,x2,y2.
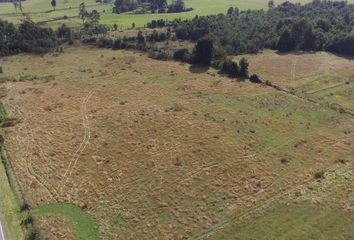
149,0,354,56
113,0,191,14
0,18,58,55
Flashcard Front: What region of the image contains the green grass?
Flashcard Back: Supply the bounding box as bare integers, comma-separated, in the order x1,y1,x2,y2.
213,204,354,240
0,156,24,240
31,203,99,240
3,0,348,28
0,104,24,240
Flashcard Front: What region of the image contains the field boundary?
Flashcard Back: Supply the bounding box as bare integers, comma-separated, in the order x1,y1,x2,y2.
262,79,354,117
0,102,25,240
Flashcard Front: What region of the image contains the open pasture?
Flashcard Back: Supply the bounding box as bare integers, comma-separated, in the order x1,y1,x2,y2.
236,50,354,112
2,0,349,28
0,46,353,239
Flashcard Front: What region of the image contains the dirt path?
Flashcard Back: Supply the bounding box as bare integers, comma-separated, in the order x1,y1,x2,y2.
9,103,59,200
307,82,345,94
59,90,94,196
290,57,297,82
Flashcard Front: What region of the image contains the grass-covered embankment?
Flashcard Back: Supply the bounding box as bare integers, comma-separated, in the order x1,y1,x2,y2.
0,103,25,240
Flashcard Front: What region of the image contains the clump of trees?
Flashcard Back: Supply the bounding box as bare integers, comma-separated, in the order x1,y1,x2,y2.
0,18,59,55
217,57,249,78
165,0,354,56
113,0,191,14
79,3,108,35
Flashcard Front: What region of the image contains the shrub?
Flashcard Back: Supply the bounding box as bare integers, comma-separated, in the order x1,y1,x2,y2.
82,37,97,44
314,171,325,180
149,50,168,60
173,48,189,62
20,203,29,212
211,60,224,70
250,74,262,84
97,38,113,48
221,59,239,77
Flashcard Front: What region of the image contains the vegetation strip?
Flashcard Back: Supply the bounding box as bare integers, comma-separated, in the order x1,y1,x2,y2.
31,203,99,240
0,103,24,240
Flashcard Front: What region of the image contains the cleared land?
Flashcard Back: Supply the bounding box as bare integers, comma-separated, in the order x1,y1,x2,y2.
236,50,354,112
2,0,354,28
0,46,353,239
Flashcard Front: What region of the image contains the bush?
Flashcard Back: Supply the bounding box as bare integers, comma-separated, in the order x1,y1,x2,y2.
250,74,262,84
82,37,97,44
20,203,29,212
149,50,168,60
314,171,325,180
25,226,39,240
97,38,113,48
173,48,189,62
211,60,224,70
221,59,239,77
0,66,3,74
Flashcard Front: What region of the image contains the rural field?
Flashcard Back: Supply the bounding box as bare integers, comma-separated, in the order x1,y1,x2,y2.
2,0,353,28
0,46,353,239
236,50,354,112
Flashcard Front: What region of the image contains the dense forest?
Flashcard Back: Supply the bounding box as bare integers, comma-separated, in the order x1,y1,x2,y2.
158,0,354,56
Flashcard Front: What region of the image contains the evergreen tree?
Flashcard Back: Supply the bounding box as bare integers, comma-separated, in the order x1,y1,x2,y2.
194,38,213,65
239,57,249,78
277,28,294,52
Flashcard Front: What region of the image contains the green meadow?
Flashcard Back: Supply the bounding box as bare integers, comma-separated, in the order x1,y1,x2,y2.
1,0,344,28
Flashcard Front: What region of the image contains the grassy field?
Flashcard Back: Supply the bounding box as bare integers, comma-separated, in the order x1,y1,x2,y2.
213,204,354,240
235,50,354,112
31,203,98,240
3,0,352,28
0,46,353,239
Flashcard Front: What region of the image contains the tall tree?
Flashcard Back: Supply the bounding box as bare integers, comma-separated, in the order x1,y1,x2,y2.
194,38,213,65
227,7,234,15
88,10,100,25
239,57,249,78
79,3,87,24
277,28,294,52
291,19,316,50
268,0,275,9
51,0,56,10
168,0,185,13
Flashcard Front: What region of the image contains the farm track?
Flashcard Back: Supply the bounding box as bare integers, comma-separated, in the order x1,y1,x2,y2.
59,90,94,197
307,82,346,94
188,162,353,240
290,57,298,82
7,103,58,200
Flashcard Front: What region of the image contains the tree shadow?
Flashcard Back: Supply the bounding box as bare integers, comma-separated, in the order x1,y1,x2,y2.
189,64,209,74
327,52,354,61
275,50,317,56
